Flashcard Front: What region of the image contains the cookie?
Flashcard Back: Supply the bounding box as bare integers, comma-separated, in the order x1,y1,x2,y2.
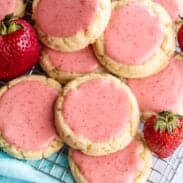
40,46,103,84
32,0,111,52
0,75,63,160
0,0,25,20
93,0,176,79
154,0,183,22
127,54,183,120
14,0,26,17
69,134,152,183
55,74,140,156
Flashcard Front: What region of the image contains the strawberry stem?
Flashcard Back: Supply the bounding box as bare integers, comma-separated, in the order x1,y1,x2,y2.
0,14,22,35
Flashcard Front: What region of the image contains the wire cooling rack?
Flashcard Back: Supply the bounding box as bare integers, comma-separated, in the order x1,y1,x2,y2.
0,0,183,182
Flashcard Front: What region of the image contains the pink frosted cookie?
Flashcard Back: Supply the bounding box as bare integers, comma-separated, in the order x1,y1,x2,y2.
0,0,25,20
0,75,63,160
41,46,103,83
94,0,175,79
32,0,111,52
55,74,140,156
154,0,183,22
127,55,183,120
69,136,152,183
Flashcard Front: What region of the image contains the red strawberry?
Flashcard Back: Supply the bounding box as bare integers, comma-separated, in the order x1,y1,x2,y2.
178,17,183,52
0,14,40,80
143,111,183,158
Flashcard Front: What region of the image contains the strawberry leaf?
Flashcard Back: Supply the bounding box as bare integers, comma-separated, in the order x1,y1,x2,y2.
0,14,22,35
153,111,182,134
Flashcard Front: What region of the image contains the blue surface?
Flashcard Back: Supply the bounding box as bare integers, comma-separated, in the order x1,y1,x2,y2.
0,150,75,183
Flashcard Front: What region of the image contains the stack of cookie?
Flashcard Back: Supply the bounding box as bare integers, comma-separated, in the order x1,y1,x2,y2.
0,0,183,182
31,0,176,182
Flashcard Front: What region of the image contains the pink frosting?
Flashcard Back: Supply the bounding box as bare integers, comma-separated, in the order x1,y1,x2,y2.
104,2,163,65
154,0,179,21
128,57,183,113
62,79,131,142
0,80,59,150
0,0,16,20
72,139,144,183
35,0,99,37
45,46,100,73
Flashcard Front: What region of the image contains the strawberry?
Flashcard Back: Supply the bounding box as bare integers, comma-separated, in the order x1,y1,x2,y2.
143,111,183,158
0,14,40,80
177,17,183,52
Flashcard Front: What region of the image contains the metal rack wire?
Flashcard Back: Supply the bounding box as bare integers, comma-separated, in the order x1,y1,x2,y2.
0,0,182,182
28,146,72,183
